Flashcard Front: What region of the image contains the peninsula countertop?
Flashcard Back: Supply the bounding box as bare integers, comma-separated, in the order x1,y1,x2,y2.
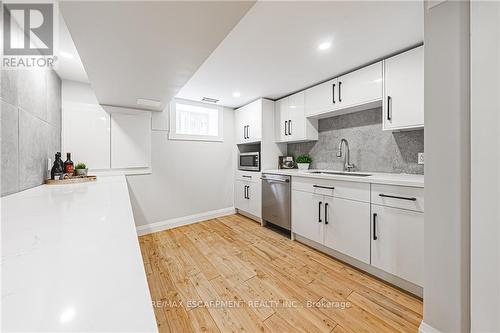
1,176,157,332
262,169,424,188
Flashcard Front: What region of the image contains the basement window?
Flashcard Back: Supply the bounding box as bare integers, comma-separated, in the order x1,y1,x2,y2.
169,99,223,142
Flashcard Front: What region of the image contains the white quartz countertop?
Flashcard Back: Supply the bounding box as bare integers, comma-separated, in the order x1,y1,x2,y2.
1,176,157,332
262,169,424,188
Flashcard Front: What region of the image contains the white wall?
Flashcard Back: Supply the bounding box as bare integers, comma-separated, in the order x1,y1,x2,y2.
470,2,500,332
126,105,235,228
422,1,470,332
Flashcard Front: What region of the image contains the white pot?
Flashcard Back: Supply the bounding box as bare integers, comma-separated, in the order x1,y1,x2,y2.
297,163,310,170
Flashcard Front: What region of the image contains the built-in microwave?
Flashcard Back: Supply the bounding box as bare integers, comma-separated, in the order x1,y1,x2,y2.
238,152,260,171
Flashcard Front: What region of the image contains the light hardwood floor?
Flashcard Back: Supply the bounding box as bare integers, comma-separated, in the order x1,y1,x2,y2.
139,214,423,333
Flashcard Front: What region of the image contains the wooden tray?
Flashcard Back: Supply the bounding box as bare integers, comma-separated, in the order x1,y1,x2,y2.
45,175,97,185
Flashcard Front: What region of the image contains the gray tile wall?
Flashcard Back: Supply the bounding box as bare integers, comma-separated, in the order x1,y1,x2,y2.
287,108,424,174
1,69,62,196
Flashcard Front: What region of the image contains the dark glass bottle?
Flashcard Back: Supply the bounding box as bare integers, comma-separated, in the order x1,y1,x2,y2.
51,152,64,180
64,152,74,175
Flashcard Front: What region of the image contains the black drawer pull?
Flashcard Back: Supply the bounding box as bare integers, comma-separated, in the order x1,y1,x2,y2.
313,185,335,190
324,203,329,225
387,96,392,121
379,194,417,201
318,201,322,223
242,175,252,178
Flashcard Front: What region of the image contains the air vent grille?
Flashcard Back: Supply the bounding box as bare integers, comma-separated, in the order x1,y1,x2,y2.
202,97,219,103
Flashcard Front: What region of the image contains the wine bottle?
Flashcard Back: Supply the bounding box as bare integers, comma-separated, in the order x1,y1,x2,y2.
64,152,74,175
51,152,64,180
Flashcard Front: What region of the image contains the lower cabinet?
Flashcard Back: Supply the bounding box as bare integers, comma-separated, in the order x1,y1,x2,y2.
291,177,424,288
371,204,424,286
292,181,370,264
235,178,261,219
323,196,370,264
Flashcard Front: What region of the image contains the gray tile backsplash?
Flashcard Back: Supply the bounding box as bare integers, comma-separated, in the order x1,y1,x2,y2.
287,108,424,174
1,69,62,196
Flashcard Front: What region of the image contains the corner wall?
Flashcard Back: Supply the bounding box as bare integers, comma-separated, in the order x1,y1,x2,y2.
1,69,62,196
422,1,470,332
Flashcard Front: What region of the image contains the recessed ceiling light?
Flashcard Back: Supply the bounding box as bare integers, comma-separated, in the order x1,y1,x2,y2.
202,97,219,103
233,92,241,98
137,98,161,108
59,51,74,59
318,42,331,51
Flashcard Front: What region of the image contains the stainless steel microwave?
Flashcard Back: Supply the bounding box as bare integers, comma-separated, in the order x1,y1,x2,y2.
238,152,260,171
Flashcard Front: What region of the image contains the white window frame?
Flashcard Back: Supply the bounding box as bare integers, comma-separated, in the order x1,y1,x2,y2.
168,98,224,142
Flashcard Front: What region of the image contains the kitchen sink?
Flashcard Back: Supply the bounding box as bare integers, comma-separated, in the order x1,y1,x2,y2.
305,170,372,177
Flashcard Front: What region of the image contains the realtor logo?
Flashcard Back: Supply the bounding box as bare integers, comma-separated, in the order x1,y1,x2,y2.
3,3,54,55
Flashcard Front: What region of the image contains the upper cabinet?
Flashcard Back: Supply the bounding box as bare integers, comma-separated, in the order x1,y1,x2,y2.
383,46,424,131
235,99,262,144
305,62,383,118
275,91,318,143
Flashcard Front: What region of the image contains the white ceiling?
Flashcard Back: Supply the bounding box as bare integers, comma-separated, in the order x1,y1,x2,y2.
59,1,255,111
53,15,89,83
176,1,424,108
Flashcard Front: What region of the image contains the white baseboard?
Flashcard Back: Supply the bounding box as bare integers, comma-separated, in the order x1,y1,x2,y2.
136,207,236,236
419,322,442,333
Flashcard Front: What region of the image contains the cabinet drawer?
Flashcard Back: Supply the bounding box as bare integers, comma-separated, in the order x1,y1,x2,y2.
371,184,424,212
292,177,370,202
235,171,260,183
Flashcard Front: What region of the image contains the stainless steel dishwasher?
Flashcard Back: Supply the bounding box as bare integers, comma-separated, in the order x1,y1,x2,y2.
261,173,291,231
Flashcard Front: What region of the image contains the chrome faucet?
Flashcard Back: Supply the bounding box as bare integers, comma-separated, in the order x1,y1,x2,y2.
337,138,355,172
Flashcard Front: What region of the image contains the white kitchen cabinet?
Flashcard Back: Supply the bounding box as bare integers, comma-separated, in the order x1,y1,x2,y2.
371,204,424,286
323,196,370,264
291,190,324,244
235,99,262,144
291,177,370,264
234,172,261,219
304,79,337,117
275,91,318,143
383,46,424,131
304,62,382,118
337,61,383,109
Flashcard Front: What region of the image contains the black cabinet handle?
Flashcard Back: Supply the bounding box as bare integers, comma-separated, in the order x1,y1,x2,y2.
338,81,342,102
313,185,335,190
324,203,329,225
243,126,246,139
332,83,336,104
379,193,417,201
387,96,392,121
318,201,322,223
247,125,250,139
288,120,292,136
243,185,247,199
284,121,288,136
242,175,252,178
373,213,378,240
246,185,250,200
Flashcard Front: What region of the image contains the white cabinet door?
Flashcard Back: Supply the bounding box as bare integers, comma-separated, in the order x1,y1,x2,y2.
337,62,382,109
305,78,337,117
275,98,288,142
292,190,324,244
235,107,246,144
110,112,151,169
235,180,248,212
246,181,262,218
383,46,424,130
287,91,306,141
323,196,371,264
246,99,262,143
371,205,424,286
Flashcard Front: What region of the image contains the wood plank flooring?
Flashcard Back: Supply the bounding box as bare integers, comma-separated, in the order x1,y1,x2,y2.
139,214,423,333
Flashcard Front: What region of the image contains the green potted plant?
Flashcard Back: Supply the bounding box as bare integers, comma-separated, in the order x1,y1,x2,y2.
74,162,88,176
296,154,312,170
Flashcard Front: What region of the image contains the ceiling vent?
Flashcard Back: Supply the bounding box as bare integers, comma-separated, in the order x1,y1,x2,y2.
201,97,219,104
137,98,161,108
